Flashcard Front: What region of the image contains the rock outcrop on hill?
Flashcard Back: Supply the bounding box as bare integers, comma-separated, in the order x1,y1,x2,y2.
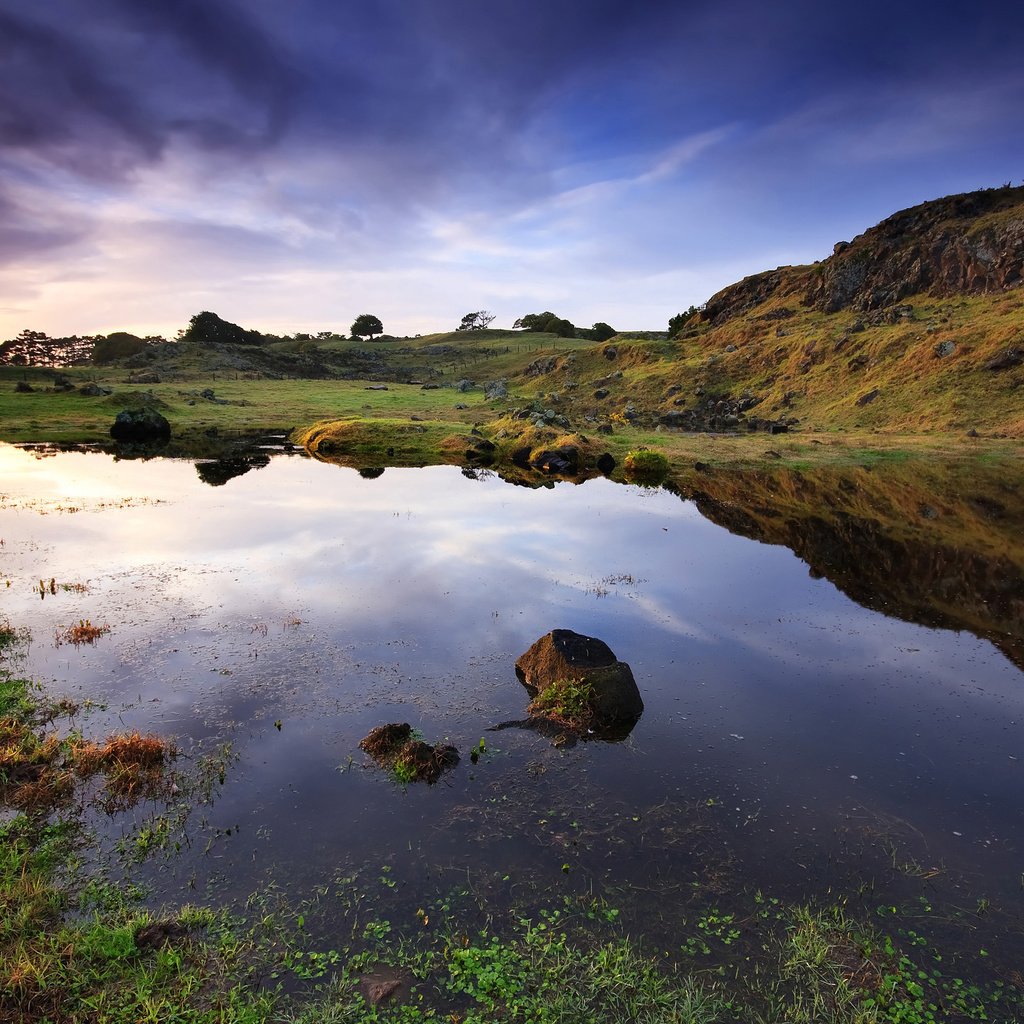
699,185,1024,326
808,187,1024,313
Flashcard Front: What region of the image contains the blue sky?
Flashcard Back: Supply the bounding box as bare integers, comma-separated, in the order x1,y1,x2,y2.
1,0,1022,339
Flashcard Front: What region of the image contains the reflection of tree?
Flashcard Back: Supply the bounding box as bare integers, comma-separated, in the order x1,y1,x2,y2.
195,455,270,487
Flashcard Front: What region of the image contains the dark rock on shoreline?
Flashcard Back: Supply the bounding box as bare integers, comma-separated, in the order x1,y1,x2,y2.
530,445,579,475
110,408,171,444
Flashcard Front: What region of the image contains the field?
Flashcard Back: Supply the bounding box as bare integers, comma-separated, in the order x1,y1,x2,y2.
1,313,1022,475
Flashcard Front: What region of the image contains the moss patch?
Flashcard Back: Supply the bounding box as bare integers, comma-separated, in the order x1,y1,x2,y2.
358,723,459,784
527,678,596,732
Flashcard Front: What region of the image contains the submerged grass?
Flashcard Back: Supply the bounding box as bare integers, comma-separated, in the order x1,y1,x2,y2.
2,768,1019,1020
0,673,176,814
0,814,274,1024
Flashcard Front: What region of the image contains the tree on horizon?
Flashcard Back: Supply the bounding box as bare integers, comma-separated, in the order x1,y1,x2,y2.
456,311,496,332
351,313,383,339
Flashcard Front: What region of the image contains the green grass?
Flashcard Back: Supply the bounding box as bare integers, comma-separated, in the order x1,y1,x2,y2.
0,371,500,445
624,448,671,482
2,776,1019,1023
528,678,596,731
0,813,274,1024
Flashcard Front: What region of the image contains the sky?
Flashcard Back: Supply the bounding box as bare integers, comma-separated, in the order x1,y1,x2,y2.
1,0,1022,340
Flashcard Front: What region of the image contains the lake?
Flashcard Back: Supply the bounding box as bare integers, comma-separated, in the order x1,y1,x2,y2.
1,441,1022,967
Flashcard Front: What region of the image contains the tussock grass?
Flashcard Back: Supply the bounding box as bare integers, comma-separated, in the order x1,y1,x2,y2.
55,618,110,646
624,448,670,483
295,417,459,467
0,674,176,814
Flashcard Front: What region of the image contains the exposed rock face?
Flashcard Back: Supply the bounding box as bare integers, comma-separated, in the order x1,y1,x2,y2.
484,379,508,399
702,269,785,326
984,347,1023,371
515,629,643,737
695,187,1024,326
658,391,787,434
524,355,558,377
805,186,1024,313
110,408,171,444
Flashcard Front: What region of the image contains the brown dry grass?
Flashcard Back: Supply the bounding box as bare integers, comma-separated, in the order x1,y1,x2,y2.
359,722,412,759
651,287,1024,437
71,732,175,810
54,620,110,647
2,715,176,814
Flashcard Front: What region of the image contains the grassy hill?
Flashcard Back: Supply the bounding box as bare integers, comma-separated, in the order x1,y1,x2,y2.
1,185,1021,457
513,185,1024,439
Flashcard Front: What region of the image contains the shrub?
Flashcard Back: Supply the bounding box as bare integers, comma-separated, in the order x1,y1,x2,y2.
624,449,670,483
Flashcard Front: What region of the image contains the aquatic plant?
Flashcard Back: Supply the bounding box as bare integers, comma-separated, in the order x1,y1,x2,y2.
55,619,110,647
1,674,177,815
359,723,459,784
0,619,30,655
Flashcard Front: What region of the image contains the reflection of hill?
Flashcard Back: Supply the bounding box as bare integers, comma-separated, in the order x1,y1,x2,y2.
674,462,1024,671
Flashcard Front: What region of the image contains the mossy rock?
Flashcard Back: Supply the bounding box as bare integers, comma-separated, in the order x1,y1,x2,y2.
515,630,643,739
359,723,459,784
624,449,669,483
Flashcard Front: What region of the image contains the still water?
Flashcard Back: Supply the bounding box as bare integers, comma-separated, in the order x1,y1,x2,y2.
1,443,1022,945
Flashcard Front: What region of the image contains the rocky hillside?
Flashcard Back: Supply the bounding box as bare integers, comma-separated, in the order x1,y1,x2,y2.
703,185,1024,323
511,186,1024,438
6,186,1021,444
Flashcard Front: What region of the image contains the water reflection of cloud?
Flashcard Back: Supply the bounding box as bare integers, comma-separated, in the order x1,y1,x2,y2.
5,445,1024,897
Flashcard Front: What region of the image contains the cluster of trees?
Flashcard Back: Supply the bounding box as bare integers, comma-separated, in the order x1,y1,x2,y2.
182,311,263,346
513,311,575,337
0,330,95,366
1,303,683,368
0,329,160,367
456,311,496,332
668,305,702,336
512,312,616,342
